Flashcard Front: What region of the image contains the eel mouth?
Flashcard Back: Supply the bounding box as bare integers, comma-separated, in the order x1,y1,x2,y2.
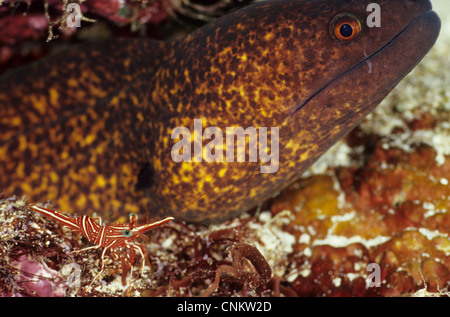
289,9,441,118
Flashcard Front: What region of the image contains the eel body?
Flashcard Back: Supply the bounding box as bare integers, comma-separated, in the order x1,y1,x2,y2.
0,0,441,223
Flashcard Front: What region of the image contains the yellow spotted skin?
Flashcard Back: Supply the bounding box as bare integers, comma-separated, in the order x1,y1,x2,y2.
0,0,440,223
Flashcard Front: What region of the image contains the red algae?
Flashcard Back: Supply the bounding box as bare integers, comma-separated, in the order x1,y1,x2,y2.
269,126,450,296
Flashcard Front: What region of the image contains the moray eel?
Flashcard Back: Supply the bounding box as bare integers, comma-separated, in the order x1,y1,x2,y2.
0,0,441,223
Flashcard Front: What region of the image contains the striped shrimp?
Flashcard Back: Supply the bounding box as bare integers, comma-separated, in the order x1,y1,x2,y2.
28,204,173,294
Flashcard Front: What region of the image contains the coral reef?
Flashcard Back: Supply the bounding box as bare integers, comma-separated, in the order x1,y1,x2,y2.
0,0,172,74
0,0,255,74
0,197,292,296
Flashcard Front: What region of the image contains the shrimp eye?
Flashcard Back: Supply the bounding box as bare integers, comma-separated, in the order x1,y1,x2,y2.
329,13,363,43
123,229,132,237
129,213,138,223
129,213,138,220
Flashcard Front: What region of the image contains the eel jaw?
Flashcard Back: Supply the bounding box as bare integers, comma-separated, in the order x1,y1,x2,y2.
289,9,441,119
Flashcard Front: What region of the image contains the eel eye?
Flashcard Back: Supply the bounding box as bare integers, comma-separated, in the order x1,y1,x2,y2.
123,229,132,237
329,13,363,43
